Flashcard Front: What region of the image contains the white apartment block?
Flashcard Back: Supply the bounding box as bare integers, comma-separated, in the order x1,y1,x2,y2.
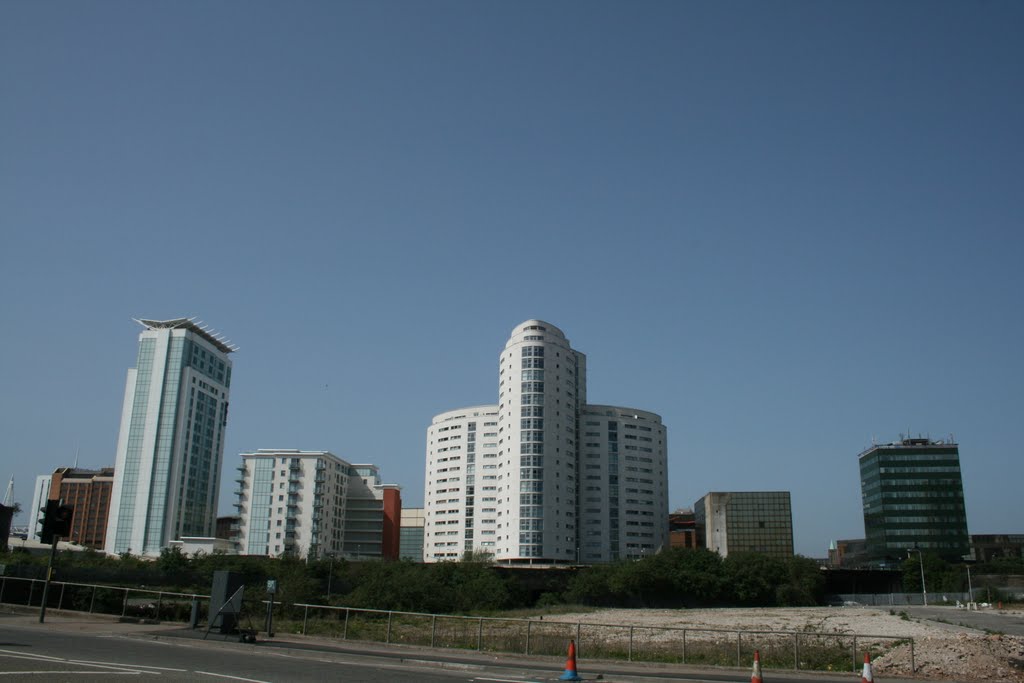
424,320,668,565
233,449,400,560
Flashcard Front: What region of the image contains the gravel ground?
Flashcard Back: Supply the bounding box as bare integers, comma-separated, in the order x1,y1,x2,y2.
539,606,1024,681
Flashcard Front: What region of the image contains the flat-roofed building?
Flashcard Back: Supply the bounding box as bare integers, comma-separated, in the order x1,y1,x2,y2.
48,467,115,549
859,437,969,564
233,450,400,560
399,507,425,561
694,491,794,559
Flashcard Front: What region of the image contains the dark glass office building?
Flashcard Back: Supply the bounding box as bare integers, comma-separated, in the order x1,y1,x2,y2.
859,437,969,564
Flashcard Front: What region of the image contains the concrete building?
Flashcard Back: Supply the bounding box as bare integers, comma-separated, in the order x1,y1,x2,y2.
859,437,970,564
399,507,425,561
970,534,1024,562
47,468,115,549
105,318,236,556
424,320,669,565
233,449,401,560
827,538,869,568
669,508,699,549
694,491,794,559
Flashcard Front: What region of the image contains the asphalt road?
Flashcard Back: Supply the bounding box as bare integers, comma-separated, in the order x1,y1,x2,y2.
904,605,1024,636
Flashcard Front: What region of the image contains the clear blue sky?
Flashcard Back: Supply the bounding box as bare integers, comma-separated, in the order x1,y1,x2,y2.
2,1,1021,557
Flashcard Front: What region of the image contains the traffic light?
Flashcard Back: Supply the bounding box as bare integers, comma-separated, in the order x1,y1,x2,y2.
37,500,74,545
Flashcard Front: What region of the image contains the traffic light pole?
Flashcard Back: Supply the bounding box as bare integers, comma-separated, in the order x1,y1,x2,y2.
38,535,59,623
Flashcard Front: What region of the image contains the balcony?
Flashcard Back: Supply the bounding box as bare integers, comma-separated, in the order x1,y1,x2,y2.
233,488,245,497
289,462,301,472
236,463,247,472
314,473,326,483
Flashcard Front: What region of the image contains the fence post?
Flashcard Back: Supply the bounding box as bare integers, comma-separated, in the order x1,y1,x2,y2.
794,633,799,670
28,579,35,606
681,628,686,664
477,617,483,651
0,576,5,604
343,608,349,640
628,626,634,662
386,611,393,644
576,622,581,657
737,631,742,667
431,615,436,648
910,639,915,673
122,589,128,616
852,636,858,673
89,585,97,613
525,620,531,655
58,583,66,611
302,605,308,635
156,592,162,621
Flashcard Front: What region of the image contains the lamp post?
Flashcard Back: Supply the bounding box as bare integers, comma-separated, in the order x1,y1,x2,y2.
326,553,335,601
908,549,928,606
966,563,974,604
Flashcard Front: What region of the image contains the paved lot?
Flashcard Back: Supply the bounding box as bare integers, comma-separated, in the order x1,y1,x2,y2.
904,605,1024,636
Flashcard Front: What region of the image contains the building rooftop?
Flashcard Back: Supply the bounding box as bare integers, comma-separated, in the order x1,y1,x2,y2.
858,436,958,460
135,317,238,354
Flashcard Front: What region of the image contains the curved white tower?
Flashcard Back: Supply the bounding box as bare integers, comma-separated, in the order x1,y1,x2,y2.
423,320,668,565
495,320,586,563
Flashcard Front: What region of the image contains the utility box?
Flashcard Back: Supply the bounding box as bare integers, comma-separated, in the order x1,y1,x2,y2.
209,571,244,633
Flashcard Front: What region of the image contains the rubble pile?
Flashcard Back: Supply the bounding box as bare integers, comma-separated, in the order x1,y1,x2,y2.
875,633,1024,682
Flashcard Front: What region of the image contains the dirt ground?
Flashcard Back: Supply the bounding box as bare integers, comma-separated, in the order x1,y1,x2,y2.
542,606,1024,682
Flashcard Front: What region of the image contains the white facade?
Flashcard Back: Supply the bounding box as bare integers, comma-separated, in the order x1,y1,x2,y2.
28,474,52,540
234,450,349,558
424,320,668,564
105,318,235,556
233,449,396,560
424,406,500,561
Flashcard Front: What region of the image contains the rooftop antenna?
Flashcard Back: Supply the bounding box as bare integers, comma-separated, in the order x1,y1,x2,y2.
73,445,80,469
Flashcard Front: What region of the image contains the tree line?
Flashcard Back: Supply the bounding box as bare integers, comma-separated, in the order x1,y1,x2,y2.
2,545,1018,615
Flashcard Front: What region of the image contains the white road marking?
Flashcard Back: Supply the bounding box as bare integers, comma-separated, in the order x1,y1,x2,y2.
194,672,274,683
0,649,156,674
474,678,539,683
0,672,141,676
71,659,185,671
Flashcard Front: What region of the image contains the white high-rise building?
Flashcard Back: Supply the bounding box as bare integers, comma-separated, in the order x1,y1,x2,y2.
105,318,236,556
233,449,402,560
424,320,668,564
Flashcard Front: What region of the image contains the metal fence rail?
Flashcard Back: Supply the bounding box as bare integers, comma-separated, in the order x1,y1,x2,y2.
0,576,915,673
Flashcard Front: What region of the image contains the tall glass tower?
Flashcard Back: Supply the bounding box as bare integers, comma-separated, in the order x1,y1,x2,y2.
859,437,969,564
105,318,236,556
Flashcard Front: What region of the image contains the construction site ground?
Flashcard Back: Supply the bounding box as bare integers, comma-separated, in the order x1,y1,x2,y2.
542,605,1024,682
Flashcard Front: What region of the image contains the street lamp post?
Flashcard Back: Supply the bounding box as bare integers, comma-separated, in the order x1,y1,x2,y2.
326,554,334,601
966,563,974,604
908,549,928,606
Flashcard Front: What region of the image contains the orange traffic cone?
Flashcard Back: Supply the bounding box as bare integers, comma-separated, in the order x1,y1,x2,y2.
751,649,763,683
860,652,874,683
559,639,581,681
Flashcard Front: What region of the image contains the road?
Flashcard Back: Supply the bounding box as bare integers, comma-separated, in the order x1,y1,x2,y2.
0,609,922,682
904,605,1024,636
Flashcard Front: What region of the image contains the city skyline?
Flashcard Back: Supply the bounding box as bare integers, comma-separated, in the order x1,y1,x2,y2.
2,2,1022,557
